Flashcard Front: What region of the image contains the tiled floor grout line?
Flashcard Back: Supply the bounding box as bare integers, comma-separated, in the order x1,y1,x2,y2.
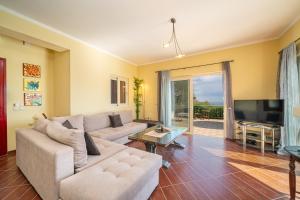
161,168,173,187
159,187,168,200
168,185,183,200
0,183,31,189
231,172,272,199
181,182,198,200
0,173,24,188
16,185,31,200
1,185,20,200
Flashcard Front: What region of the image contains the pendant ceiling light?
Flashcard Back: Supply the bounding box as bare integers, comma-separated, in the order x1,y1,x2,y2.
163,18,185,58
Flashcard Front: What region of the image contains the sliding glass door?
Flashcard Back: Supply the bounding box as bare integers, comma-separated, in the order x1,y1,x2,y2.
171,79,193,132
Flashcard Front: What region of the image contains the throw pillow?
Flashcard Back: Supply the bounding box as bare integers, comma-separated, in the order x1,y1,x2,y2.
63,120,100,156
84,133,100,155
62,120,75,129
33,118,51,134
109,114,123,128
46,121,87,168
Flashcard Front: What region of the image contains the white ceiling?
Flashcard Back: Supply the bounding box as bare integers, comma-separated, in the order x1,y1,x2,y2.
1,0,300,65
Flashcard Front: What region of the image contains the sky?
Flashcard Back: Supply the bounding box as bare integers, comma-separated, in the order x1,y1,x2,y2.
193,75,224,105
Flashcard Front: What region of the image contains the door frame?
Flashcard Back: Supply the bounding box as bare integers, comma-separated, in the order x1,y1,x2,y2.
0,57,7,156
171,76,194,133
171,72,224,135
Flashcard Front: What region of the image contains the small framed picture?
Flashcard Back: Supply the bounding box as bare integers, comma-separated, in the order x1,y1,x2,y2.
23,63,41,78
23,78,40,92
24,93,42,106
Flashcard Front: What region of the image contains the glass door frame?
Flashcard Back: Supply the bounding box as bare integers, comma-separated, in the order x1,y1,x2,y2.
171,76,194,134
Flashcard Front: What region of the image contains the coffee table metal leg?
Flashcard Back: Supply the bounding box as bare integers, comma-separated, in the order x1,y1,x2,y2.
162,160,171,169
172,141,186,149
144,142,171,169
145,142,157,153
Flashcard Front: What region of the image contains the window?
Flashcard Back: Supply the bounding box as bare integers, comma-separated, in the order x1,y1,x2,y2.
110,76,128,105
111,79,118,104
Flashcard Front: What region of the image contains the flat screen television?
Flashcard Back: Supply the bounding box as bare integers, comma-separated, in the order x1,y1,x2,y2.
234,100,284,126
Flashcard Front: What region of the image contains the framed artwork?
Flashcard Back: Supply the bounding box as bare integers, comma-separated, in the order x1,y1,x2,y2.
24,93,42,106
23,63,41,78
23,78,40,92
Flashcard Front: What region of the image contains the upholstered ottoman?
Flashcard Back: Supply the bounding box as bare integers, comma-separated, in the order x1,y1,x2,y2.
60,147,162,200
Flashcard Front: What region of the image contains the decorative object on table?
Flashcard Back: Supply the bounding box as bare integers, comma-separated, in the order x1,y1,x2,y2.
155,125,171,134
144,130,169,138
24,93,42,106
133,77,144,120
23,78,40,92
23,63,41,78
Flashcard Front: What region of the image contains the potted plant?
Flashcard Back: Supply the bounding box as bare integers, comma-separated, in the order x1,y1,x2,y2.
133,77,144,120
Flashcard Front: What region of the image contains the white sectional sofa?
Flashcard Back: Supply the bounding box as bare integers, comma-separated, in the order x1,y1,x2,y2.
83,110,147,144
16,110,162,200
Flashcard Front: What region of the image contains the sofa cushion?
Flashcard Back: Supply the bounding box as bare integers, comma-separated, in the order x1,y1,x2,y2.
46,122,87,168
84,112,112,132
33,118,51,134
75,137,126,173
60,148,162,200
118,110,133,124
109,114,123,128
84,132,100,156
88,122,147,141
52,115,84,130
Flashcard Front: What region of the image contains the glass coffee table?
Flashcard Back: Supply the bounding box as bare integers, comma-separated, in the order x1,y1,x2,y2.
129,125,187,168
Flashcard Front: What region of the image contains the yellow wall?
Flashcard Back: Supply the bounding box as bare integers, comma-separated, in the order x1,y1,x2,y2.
0,10,137,115
53,50,70,116
138,18,300,121
0,10,137,151
138,40,280,120
0,35,54,151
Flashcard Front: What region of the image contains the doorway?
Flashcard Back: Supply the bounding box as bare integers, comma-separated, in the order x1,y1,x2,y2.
193,74,224,137
170,79,192,131
0,58,6,156
170,74,224,137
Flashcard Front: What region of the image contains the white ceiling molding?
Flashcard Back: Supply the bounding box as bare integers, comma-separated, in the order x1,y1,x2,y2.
0,0,300,65
277,13,300,38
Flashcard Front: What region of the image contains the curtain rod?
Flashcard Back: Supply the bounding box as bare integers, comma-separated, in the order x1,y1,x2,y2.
155,60,234,73
278,36,300,53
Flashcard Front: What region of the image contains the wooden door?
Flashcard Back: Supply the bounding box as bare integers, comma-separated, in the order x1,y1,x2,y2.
0,58,7,156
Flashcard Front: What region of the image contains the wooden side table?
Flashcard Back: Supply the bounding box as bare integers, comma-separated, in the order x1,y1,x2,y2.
284,146,300,200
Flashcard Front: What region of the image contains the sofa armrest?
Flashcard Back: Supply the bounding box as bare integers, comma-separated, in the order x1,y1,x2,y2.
16,128,74,200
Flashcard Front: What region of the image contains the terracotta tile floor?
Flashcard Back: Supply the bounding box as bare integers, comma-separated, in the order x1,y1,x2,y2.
0,134,299,200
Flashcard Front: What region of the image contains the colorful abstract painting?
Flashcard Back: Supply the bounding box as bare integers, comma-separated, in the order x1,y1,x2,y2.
24,93,42,106
24,79,40,92
23,63,41,78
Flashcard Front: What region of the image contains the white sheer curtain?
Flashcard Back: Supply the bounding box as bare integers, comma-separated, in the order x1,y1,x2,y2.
222,61,234,139
158,71,172,127
278,42,300,153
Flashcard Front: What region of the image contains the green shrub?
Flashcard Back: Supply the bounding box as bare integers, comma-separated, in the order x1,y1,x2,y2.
193,105,223,119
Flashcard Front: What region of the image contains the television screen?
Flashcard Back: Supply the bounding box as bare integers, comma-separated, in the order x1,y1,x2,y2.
234,100,284,126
